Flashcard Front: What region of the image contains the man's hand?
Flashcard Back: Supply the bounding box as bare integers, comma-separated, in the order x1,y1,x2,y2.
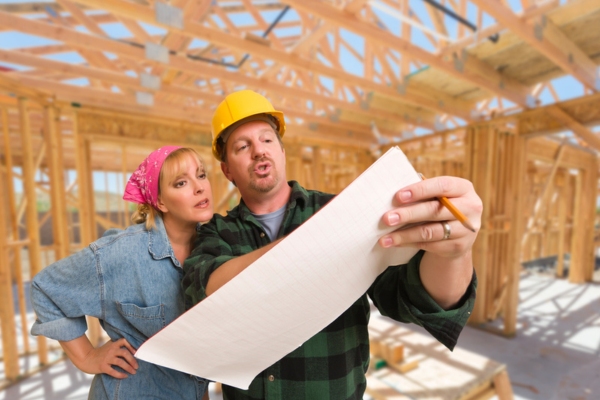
60,336,139,379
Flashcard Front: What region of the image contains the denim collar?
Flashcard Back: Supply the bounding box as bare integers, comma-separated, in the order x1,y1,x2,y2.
148,215,179,266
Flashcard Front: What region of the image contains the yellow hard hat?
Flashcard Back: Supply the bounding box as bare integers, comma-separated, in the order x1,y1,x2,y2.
211,90,286,161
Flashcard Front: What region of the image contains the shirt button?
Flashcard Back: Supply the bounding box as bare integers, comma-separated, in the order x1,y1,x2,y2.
260,232,265,238
268,375,275,382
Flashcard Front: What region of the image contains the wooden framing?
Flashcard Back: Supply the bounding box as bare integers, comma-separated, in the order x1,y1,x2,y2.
19,98,49,365
1,0,600,391
0,0,598,142
470,0,598,90
384,94,599,336
0,109,19,381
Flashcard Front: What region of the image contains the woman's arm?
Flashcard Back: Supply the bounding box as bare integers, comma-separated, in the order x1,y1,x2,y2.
59,335,138,379
31,247,102,339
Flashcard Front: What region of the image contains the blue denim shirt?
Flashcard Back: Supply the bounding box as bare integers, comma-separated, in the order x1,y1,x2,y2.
31,216,207,399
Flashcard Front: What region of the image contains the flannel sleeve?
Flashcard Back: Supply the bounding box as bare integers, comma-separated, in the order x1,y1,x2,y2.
182,220,236,307
368,250,477,350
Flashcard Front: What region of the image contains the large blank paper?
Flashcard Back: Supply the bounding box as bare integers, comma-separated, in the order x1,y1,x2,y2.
135,146,422,389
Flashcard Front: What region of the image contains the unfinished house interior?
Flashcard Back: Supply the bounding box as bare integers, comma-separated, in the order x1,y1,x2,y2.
1,0,600,399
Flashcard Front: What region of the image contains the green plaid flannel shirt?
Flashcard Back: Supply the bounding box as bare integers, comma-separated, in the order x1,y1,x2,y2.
183,181,476,400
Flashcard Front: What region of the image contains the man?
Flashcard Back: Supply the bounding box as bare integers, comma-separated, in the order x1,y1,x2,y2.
183,90,481,399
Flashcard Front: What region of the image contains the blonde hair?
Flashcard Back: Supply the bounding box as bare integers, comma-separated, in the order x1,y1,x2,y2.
130,148,206,230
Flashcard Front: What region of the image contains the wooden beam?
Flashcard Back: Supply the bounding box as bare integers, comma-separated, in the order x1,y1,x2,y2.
0,49,216,107
282,0,531,106
42,0,127,94
240,0,286,49
0,70,49,102
503,133,527,336
55,0,106,36
1,49,388,142
10,73,381,147
12,75,211,126
0,12,430,128
185,0,212,23
279,107,376,142
0,1,66,14
0,109,19,381
555,182,568,278
118,16,155,43
344,0,370,14
0,49,145,90
20,44,74,56
70,0,473,118
464,125,495,324
1,106,29,353
153,1,214,89
289,19,331,54
470,0,598,91
439,0,560,57
492,370,515,399
43,106,70,260
521,139,568,247
569,171,584,283
215,186,240,215
400,0,411,78
424,2,449,47
546,106,600,151
70,116,101,346
19,98,48,365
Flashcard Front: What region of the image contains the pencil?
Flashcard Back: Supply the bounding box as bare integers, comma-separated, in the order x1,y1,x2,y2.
419,174,477,233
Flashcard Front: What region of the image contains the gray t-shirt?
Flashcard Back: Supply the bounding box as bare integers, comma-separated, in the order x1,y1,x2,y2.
251,205,286,241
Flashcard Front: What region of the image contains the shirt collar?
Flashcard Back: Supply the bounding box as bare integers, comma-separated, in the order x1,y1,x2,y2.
231,180,309,222
287,180,309,209
148,215,179,265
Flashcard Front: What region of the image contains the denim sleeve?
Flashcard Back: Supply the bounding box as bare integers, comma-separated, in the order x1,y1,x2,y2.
368,250,477,351
30,246,102,341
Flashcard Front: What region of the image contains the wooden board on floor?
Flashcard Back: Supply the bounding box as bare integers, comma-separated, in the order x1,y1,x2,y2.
366,313,514,400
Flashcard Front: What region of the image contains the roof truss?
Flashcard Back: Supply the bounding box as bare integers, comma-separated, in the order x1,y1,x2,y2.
0,0,599,148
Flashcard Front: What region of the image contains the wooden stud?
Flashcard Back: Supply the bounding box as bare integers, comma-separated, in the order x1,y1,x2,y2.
555,182,567,278
2,107,30,354
521,140,568,249
569,171,584,283
72,112,94,247
503,134,527,336
492,369,514,400
121,145,129,226
465,125,495,324
19,98,48,364
71,111,102,346
0,111,20,380
44,106,70,260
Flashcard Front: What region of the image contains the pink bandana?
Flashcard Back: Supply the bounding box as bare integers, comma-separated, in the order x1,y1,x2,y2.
123,146,182,208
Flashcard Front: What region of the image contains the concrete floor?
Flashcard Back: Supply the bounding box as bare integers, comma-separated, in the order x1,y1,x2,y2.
364,269,600,400
2,271,599,400
457,271,600,400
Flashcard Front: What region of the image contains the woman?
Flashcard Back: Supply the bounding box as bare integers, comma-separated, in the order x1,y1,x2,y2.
31,146,213,399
